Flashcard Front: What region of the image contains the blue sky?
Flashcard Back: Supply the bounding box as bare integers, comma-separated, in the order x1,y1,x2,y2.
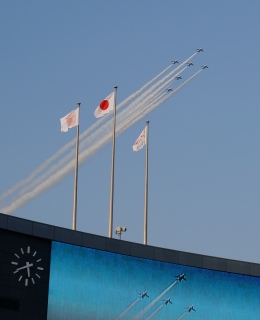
1,1,260,264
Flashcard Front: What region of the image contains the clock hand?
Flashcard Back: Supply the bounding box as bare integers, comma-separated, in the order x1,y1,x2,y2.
15,262,33,272
26,262,31,277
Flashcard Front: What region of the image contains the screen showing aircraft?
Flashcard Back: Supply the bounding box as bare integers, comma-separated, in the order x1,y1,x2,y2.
47,241,260,320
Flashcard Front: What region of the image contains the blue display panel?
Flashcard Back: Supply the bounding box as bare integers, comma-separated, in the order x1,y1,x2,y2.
47,242,260,320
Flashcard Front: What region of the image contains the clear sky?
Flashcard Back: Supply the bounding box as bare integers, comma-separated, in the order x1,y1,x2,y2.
1,1,260,264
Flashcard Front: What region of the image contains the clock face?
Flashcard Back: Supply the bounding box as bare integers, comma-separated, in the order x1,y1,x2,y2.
11,245,44,286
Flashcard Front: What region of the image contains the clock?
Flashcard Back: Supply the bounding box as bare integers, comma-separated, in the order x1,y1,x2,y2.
11,245,44,286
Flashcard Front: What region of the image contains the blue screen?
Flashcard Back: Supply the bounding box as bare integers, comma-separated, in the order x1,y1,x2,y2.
47,241,260,319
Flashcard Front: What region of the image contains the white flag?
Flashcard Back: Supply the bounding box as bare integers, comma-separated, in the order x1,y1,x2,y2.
133,127,147,152
60,108,79,132
94,92,115,118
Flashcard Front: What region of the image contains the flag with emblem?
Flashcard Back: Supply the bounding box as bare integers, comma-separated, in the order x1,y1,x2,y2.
60,108,79,132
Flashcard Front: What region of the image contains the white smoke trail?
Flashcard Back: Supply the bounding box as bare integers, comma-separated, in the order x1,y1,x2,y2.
10,71,190,203
0,70,202,214
145,304,164,320
0,117,100,203
0,51,203,214
134,281,178,319
176,311,188,320
125,70,203,129
0,53,197,204
0,64,176,204
130,66,187,114
115,297,141,320
2,63,177,203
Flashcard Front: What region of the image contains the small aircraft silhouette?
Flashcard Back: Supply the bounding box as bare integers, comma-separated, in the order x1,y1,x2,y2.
186,305,196,312
175,273,186,282
187,62,194,66
201,65,208,69
196,48,204,52
163,298,172,305
138,291,149,299
175,75,182,80
166,88,173,92
172,60,179,64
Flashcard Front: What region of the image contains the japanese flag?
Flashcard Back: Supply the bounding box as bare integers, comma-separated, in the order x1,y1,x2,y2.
133,127,147,152
94,92,115,118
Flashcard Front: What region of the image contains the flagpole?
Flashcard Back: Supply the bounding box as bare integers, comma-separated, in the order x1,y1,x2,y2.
72,102,80,231
144,120,149,245
108,86,117,238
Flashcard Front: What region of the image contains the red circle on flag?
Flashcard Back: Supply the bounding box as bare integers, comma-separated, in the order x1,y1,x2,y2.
100,99,109,110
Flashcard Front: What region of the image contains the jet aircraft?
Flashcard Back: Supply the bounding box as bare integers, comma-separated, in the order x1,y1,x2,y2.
186,305,196,312
163,298,172,305
175,273,186,282
172,60,179,64
187,62,193,66
175,76,182,80
201,65,208,69
196,48,204,52
166,88,173,92
139,291,149,299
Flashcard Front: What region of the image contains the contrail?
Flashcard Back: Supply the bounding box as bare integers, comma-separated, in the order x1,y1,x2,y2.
3,52,198,204
0,55,204,214
0,62,176,204
134,281,178,319
0,116,100,203
145,304,164,320
0,52,196,204
119,70,203,134
6,66,190,202
105,66,191,141
115,297,141,319
0,70,202,214
176,311,188,320
0,63,174,203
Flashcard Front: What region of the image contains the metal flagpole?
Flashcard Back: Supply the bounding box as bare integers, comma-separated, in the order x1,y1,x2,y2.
144,120,149,245
72,102,80,230
108,86,117,238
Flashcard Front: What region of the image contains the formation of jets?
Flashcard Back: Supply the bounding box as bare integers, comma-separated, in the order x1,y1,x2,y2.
167,49,207,89
139,291,149,299
163,298,172,305
186,305,196,312
175,273,186,282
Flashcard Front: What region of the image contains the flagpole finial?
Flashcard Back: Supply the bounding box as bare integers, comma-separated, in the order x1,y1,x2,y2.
114,86,118,89
146,120,149,124
77,102,81,107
